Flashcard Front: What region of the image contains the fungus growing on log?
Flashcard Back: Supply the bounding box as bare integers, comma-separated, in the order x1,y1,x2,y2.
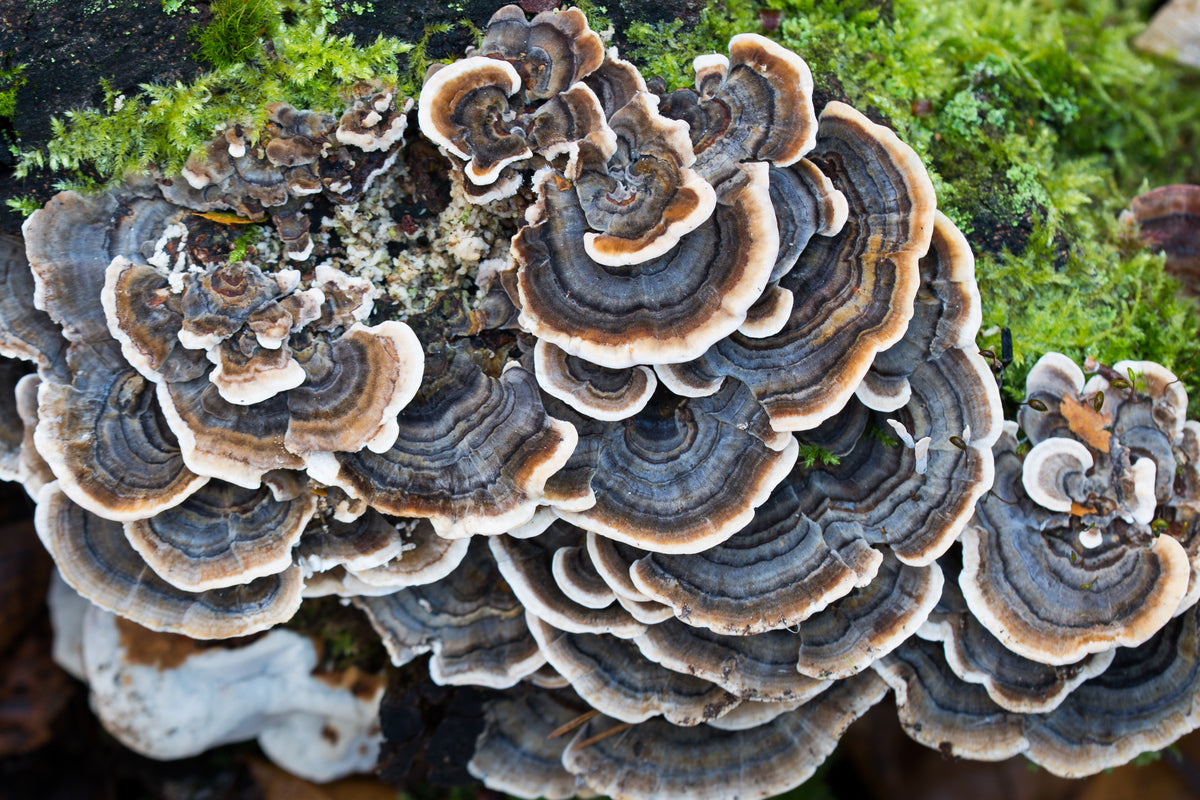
20,4,1190,797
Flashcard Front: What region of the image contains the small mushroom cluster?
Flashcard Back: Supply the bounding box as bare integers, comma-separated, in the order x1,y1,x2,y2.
10,3,1199,796
876,351,1200,777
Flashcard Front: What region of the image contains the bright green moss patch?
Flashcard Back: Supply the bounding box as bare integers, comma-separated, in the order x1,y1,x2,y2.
624,0,1200,410
192,0,281,68
13,0,413,192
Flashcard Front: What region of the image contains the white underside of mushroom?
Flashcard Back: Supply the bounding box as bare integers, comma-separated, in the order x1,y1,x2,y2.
1022,437,1094,513
58,597,382,782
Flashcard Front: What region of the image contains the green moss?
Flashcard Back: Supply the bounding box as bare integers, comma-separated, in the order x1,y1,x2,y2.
797,443,840,469
0,57,26,119
623,0,1200,411
14,0,413,189
192,0,281,68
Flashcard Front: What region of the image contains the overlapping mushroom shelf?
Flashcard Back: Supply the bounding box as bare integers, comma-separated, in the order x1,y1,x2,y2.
4,3,1197,798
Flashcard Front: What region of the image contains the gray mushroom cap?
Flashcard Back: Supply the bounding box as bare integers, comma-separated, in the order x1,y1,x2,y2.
626,485,879,634
526,613,740,726
0,234,66,376
794,551,944,678
468,689,591,800
36,482,302,638
514,160,779,370
960,420,1191,665
490,522,648,639
568,91,717,267
633,618,833,703
34,358,209,521
552,380,798,554
559,671,887,800
315,347,577,537
533,339,657,422
879,602,1200,777
418,57,532,186
123,478,317,591
658,34,818,185
658,101,934,433
470,5,605,102
919,578,1116,713
873,636,1030,761
356,538,544,688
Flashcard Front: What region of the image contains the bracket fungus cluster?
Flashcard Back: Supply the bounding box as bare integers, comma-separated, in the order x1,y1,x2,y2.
877,351,1200,777
5,3,1199,796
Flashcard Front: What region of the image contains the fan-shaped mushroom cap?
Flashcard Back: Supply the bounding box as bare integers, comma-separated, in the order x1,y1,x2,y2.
554,380,798,554
570,91,717,267
660,34,817,185
1123,184,1200,295
37,483,302,638
634,618,832,702
335,90,409,152
874,636,1030,761
294,507,407,575
515,160,778,369
524,81,609,161
471,5,605,101
658,101,933,432
560,671,887,800
919,579,1116,713
339,519,471,592
12,372,54,497
24,191,181,349
158,375,305,488
1024,601,1200,776
35,359,209,520
285,321,424,454
767,160,848,284
123,479,316,591
78,605,382,782
527,613,739,725
418,57,531,186
626,486,877,634
356,539,544,688
0,235,66,374
315,348,577,538
855,210,983,412
1021,437,1094,512
882,603,1200,776
795,553,944,678
792,356,1000,565
533,340,657,421
490,523,647,638
960,434,1191,664
0,359,29,482
468,689,591,800
582,49,647,118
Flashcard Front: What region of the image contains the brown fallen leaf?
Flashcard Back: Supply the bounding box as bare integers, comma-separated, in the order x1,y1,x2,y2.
1060,394,1111,454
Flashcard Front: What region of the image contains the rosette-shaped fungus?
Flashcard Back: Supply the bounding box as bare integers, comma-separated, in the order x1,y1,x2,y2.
5,4,1050,795
961,353,1195,665
378,10,1002,792
0,84,479,640
878,351,1200,775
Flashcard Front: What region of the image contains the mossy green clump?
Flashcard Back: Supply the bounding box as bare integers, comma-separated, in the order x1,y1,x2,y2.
623,0,1200,412
12,0,413,193
191,0,281,68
